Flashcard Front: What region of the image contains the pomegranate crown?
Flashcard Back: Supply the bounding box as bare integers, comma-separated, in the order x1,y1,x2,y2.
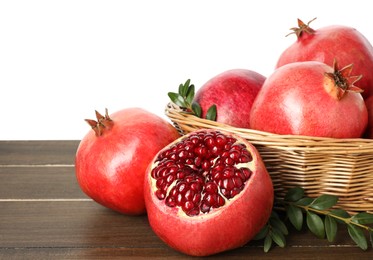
324,59,363,100
85,108,113,136
286,17,317,38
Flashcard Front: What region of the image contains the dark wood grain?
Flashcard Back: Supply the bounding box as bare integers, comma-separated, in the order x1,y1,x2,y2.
1,141,372,259
0,140,79,165
0,201,370,259
0,166,85,199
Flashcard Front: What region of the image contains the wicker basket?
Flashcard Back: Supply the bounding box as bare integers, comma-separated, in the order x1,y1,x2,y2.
165,102,373,213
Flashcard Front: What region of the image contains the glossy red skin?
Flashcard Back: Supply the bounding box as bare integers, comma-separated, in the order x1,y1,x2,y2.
144,130,274,256
364,96,373,138
250,61,368,138
276,25,373,98
193,69,265,128
75,108,180,215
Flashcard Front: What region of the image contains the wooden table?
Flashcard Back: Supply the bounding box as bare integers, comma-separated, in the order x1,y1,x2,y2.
0,141,372,259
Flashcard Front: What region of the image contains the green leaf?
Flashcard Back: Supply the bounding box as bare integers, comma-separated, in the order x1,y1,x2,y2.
296,197,314,206
185,84,195,105
271,229,286,248
253,225,268,240
191,102,202,118
325,215,337,242
179,79,190,96
205,104,217,121
168,92,187,107
284,186,305,202
286,204,303,231
330,209,350,224
351,212,373,225
264,233,273,253
307,211,325,239
309,194,338,210
370,231,373,248
270,216,289,235
347,224,368,250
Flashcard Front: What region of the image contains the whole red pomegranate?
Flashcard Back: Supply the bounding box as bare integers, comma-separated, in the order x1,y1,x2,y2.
193,69,265,128
276,18,373,98
364,96,373,138
75,108,180,215
250,60,368,138
144,129,273,256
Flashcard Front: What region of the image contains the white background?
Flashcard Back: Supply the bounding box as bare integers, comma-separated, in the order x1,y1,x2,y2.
1,0,371,140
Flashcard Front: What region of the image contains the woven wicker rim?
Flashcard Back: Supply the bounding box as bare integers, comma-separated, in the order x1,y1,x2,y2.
165,102,373,154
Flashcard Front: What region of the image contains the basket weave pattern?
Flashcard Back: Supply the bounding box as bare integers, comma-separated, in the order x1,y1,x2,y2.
166,102,373,213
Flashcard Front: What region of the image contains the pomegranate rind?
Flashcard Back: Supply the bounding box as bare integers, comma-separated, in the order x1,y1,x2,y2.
277,24,373,99
144,129,274,256
193,69,265,128
250,61,368,138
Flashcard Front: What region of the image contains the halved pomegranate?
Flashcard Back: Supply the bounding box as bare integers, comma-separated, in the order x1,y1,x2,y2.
144,129,274,256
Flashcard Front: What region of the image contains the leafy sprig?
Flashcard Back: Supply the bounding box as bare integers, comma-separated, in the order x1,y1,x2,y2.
255,187,373,252
168,79,217,121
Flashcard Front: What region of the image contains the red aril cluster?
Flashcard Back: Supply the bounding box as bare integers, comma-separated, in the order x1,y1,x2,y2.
144,129,273,256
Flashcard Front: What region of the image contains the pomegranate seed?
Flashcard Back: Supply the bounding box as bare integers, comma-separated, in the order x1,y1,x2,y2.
190,182,202,192
205,182,218,194
201,203,210,213
195,146,208,157
230,188,241,198
190,135,200,145
216,134,227,147
187,208,200,216
177,182,187,193
239,154,252,163
241,168,252,179
204,194,216,206
176,193,184,204
183,201,195,212
166,196,176,207
223,178,234,190
229,150,240,161
184,141,194,151
216,195,225,207
220,188,230,198
204,135,215,148
192,193,201,204
178,149,188,159
235,169,246,181
176,171,186,179
210,146,220,156
185,175,195,183
156,190,166,200
223,168,234,178
225,157,234,165
166,174,175,184
194,157,202,167
233,176,243,188
156,178,164,188
169,187,177,197
201,160,211,171
221,151,229,158
184,189,195,201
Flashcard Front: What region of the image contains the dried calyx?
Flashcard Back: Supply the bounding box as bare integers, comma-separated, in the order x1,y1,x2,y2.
85,108,113,136
286,17,317,38
324,59,363,100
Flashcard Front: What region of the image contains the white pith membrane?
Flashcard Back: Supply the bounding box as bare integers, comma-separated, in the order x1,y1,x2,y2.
150,130,254,217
